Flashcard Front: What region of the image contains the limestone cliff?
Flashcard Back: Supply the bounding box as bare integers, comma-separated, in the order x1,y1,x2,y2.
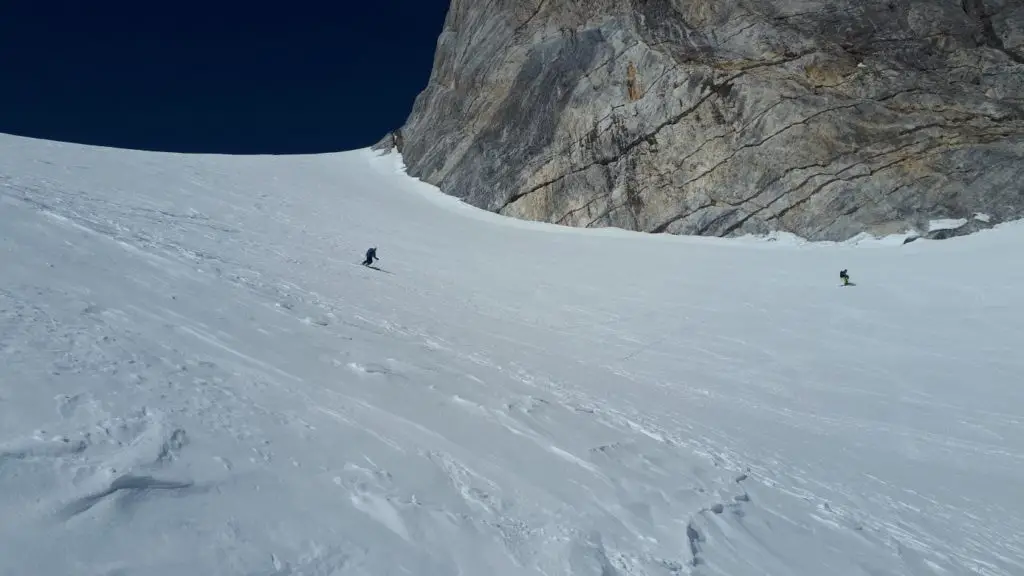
377,0,1024,240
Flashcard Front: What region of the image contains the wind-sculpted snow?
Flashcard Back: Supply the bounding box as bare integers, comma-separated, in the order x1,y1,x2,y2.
0,133,1022,575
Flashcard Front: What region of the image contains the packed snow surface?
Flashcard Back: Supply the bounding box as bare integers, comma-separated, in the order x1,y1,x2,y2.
1,132,1022,576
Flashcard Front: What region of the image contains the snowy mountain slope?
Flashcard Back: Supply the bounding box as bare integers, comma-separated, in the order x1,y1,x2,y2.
0,132,1022,576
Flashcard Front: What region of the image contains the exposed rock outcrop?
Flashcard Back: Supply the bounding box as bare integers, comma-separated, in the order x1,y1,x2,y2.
377,0,1024,241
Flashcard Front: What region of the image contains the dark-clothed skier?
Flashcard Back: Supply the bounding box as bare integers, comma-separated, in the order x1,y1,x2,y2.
362,247,379,266
839,269,850,286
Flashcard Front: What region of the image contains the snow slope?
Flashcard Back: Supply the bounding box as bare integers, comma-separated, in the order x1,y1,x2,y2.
1,132,1022,576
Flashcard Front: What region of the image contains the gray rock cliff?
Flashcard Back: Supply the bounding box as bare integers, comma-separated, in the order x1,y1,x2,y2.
377,0,1024,240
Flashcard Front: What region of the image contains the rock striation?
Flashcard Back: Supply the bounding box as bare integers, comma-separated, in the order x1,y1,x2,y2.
377,0,1024,240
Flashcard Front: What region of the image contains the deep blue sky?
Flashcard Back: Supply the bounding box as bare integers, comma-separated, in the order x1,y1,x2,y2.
0,3,450,154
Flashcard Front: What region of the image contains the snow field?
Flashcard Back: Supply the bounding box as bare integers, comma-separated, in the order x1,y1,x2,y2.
1,133,1022,575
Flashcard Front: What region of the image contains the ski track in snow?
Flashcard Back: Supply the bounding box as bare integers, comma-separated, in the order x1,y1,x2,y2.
1,133,1023,575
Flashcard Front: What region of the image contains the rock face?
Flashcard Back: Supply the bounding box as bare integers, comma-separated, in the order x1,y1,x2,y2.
377,0,1024,240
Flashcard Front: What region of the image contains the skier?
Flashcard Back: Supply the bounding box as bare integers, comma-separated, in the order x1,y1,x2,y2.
839,269,850,286
362,247,379,267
